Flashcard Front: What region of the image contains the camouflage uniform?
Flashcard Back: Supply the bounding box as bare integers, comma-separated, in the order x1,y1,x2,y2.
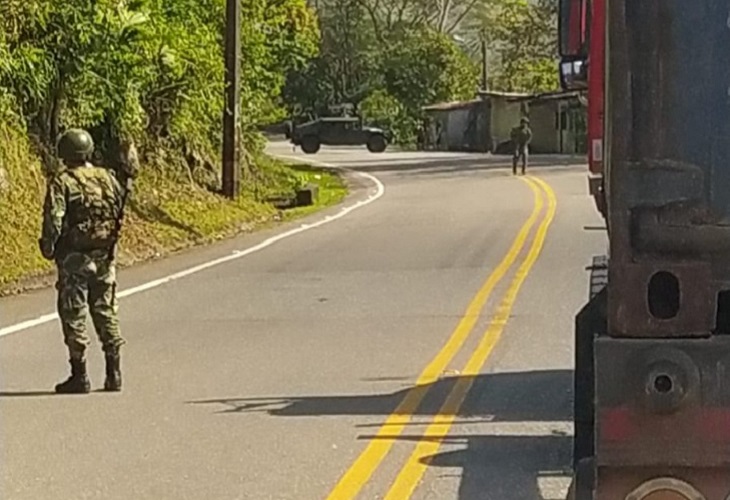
40,129,128,394
511,118,533,175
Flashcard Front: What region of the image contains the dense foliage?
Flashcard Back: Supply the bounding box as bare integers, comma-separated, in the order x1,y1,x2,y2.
0,0,560,291
0,0,319,165
0,0,558,151
283,0,559,144
472,0,560,92
0,0,321,292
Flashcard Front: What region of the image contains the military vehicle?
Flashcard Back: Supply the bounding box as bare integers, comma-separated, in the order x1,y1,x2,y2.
288,117,389,154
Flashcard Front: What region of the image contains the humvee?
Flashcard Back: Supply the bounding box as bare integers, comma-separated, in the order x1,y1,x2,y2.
288,117,390,154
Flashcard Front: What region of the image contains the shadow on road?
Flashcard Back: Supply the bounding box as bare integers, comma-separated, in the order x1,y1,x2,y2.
190,370,574,499
324,154,587,176
0,390,59,397
189,369,572,420
351,433,572,499
420,434,571,500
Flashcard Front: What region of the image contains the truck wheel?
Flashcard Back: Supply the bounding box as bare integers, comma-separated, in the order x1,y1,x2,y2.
566,458,595,500
301,136,320,154
589,255,608,299
367,135,387,153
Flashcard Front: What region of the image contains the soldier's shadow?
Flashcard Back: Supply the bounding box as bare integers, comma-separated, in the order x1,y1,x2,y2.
0,391,59,397
0,389,116,397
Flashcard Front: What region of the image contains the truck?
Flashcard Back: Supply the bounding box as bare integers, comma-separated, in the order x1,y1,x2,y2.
560,0,730,498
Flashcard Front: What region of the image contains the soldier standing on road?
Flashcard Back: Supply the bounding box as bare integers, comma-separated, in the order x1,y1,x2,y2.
511,117,532,175
39,128,129,394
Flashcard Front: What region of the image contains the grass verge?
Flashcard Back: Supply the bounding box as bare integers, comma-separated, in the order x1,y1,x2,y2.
282,164,349,220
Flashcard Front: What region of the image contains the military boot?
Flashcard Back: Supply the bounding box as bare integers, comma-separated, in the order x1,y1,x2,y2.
104,352,122,392
55,358,91,394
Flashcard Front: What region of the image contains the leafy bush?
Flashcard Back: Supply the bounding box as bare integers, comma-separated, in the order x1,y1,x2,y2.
0,0,325,293
360,89,416,146
0,0,319,162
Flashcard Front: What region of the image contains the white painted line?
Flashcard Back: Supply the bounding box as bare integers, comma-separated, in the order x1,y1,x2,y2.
0,156,385,338
538,477,572,500
0,313,60,337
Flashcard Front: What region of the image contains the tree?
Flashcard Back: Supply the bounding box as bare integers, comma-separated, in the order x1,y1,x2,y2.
0,0,320,161
360,89,415,144
0,0,152,145
465,0,559,92
380,27,478,114
352,0,482,40
284,0,374,117
284,0,558,145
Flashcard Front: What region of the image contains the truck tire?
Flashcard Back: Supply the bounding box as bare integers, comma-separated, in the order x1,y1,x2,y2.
301,136,320,154
367,134,387,153
574,256,608,473
566,458,595,500
589,255,608,299
284,121,293,140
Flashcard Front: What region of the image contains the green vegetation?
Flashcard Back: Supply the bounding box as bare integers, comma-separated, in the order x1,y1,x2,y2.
0,127,344,294
0,119,50,288
0,0,340,294
282,165,349,220
283,0,559,145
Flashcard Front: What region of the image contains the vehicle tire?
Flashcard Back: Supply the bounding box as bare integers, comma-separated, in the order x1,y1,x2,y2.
367,134,387,153
301,136,320,154
589,255,608,300
566,458,595,500
284,121,293,140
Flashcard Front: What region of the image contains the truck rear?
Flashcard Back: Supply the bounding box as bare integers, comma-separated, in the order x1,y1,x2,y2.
561,0,730,498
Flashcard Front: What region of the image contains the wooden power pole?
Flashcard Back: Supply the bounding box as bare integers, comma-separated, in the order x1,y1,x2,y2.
481,30,488,92
222,0,241,199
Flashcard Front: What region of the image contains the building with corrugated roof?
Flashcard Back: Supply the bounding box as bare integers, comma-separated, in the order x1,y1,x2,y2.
421,90,586,154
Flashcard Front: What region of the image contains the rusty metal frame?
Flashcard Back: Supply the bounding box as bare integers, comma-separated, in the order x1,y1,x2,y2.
593,0,730,497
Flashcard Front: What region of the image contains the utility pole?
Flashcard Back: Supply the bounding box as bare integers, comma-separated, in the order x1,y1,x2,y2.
222,0,241,199
481,29,488,92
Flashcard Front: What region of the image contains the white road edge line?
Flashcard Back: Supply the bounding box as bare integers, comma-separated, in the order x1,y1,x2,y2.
0,155,385,338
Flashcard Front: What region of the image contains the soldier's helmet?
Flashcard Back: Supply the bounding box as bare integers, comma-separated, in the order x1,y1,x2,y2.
57,128,94,163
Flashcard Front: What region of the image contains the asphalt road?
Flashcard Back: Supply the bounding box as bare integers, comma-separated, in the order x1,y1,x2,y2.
0,143,606,500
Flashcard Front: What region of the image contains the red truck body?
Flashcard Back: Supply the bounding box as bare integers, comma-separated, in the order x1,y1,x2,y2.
559,0,605,216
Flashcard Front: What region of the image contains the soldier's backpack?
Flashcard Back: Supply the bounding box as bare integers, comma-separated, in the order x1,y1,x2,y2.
62,166,121,252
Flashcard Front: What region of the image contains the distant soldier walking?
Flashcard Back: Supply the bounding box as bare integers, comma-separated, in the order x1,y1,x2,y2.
39,129,129,394
511,117,532,175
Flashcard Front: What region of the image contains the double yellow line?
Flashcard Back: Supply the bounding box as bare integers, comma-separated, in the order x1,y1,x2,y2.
326,176,558,500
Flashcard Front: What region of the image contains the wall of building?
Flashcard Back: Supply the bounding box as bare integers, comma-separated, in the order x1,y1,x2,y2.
530,101,560,153
424,102,490,152
489,98,525,150
425,111,447,149
446,108,470,150
424,92,586,154
561,105,580,154
528,99,585,154
472,102,491,153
